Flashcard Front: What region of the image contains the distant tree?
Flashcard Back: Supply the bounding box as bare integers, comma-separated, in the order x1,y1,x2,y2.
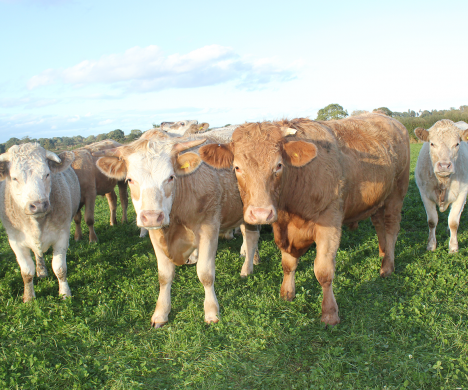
73,135,84,143
84,135,96,144
373,107,393,117
316,104,348,121
420,110,432,117
224,124,232,127
61,137,74,146
460,105,468,112
351,110,368,116
5,137,21,150
96,133,107,142
0,144,5,154
107,129,125,141
126,129,142,142
152,124,160,128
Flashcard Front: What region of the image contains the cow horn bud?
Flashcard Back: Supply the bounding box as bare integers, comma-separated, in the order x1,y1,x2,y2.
46,150,61,163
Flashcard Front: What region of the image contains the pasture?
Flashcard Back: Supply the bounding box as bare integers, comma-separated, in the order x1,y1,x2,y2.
0,143,467,389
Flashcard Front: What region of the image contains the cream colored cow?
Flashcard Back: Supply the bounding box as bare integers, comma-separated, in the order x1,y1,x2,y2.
415,119,468,252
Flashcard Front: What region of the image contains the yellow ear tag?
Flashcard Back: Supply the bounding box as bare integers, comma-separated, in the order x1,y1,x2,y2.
199,126,204,130
286,128,297,136
180,161,190,170
294,153,299,158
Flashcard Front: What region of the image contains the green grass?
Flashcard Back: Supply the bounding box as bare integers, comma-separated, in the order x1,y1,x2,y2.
0,143,467,389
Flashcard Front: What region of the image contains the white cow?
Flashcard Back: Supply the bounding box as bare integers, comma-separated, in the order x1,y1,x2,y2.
95,133,260,327
415,119,468,252
0,143,80,301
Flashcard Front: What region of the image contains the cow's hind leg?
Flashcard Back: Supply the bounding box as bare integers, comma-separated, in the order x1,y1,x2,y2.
118,181,128,223
84,193,98,243
447,194,467,253
9,241,35,302
239,223,260,277
35,253,48,278
421,193,438,252
149,230,175,328
105,190,118,226
371,207,386,257
73,207,83,241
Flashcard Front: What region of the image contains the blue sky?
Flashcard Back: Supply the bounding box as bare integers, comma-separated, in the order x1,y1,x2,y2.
0,0,467,142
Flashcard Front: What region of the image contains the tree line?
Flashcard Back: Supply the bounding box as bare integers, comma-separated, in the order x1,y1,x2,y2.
2,105,468,152
317,104,468,141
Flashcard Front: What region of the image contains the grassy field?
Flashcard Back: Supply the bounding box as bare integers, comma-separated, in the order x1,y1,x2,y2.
0,143,467,389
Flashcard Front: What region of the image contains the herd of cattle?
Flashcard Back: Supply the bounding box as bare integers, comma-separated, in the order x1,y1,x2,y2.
0,113,467,328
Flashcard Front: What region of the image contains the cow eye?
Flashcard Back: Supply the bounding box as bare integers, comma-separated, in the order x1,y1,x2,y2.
430,143,434,147
276,163,283,171
12,177,18,182
234,166,241,173
180,122,185,126
46,173,50,178
127,178,133,184
168,175,175,182
456,143,460,147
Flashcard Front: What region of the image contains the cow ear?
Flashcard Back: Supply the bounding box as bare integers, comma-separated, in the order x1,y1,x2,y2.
460,129,468,142
414,128,429,142
199,143,233,169
198,122,209,132
96,156,127,180
0,161,9,181
175,152,203,175
283,141,317,167
49,151,75,173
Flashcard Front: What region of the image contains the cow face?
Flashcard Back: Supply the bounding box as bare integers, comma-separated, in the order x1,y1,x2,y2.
415,120,468,179
160,120,199,136
96,138,206,229
199,123,317,225
0,143,74,217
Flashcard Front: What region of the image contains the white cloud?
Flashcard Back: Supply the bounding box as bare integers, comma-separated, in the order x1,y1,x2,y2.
27,45,298,92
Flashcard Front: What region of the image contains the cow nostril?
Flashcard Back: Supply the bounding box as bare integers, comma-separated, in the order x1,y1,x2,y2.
140,214,147,223
29,204,37,212
157,213,164,223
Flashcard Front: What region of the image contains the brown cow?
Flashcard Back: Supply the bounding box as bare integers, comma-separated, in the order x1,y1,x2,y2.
72,140,128,242
95,134,260,327
199,114,410,325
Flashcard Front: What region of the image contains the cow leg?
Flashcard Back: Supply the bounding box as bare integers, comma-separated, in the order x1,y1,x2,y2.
105,190,118,226
371,207,386,257
9,240,35,302
34,253,48,278
240,225,260,265
118,181,128,223
197,224,220,324
149,230,175,328
140,227,148,238
52,233,72,298
73,208,83,241
421,193,438,252
239,223,260,277
280,251,299,301
314,223,341,326
447,195,467,253
84,194,98,243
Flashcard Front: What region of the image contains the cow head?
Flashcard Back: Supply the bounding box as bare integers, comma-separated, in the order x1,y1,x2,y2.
0,143,74,217
415,119,468,179
160,120,199,136
96,137,206,229
199,122,317,225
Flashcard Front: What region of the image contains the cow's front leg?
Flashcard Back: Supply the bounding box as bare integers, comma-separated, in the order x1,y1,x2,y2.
197,224,219,324
447,195,467,253
149,230,175,328
239,223,260,277
9,240,35,302
34,253,48,278
280,250,299,301
314,223,341,326
421,193,438,251
52,233,72,298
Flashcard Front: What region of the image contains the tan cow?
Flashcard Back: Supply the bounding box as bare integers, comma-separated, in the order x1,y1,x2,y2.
199,114,410,325
0,143,80,301
95,133,260,327
72,140,128,242
415,119,468,252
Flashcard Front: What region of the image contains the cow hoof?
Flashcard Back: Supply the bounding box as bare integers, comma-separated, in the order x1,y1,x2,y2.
253,249,260,265
23,295,35,303
280,291,295,302
427,242,436,251
449,248,458,254
151,321,167,329
205,316,219,325
321,313,340,326
379,267,394,278
89,237,98,244
74,235,82,241
36,269,48,279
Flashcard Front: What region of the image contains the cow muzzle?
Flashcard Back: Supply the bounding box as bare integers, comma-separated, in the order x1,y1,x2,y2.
435,161,454,177
25,199,50,216
244,205,277,225
139,210,165,229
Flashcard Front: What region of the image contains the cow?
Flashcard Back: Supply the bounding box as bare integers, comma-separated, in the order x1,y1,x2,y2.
95,132,260,327
199,114,410,326
0,143,80,301
72,140,128,242
455,121,468,131
160,120,202,136
415,119,468,252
